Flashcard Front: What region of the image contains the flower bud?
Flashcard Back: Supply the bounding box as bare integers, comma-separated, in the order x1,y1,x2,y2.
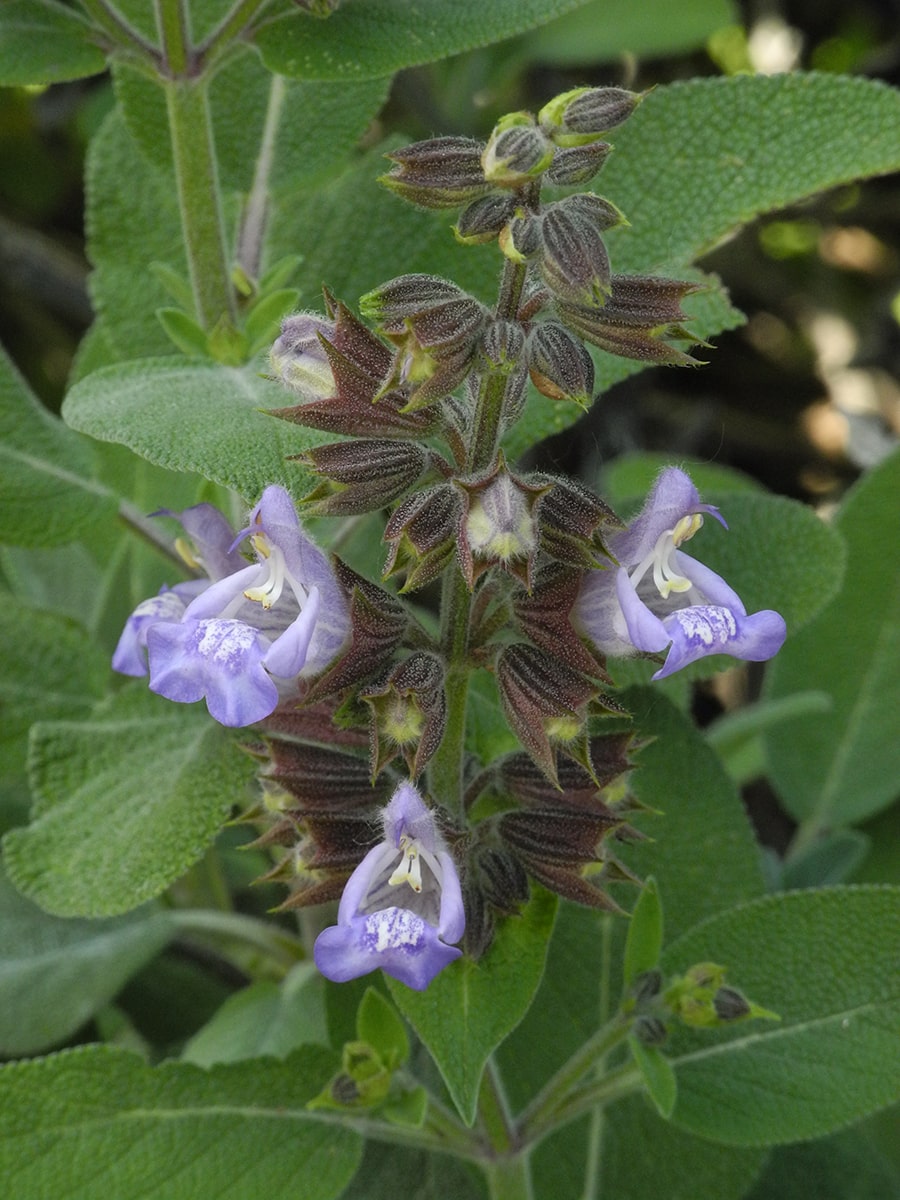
454,194,518,244
381,136,491,209
496,642,598,783
498,212,542,263
482,112,555,187
540,196,620,305
527,322,594,407
361,652,447,778
269,311,335,399
546,141,612,186
360,274,466,323
481,319,526,372
298,439,432,514
539,86,642,147
383,484,464,591
556,273,704,366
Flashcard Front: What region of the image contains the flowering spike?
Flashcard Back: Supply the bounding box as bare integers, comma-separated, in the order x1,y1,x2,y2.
314,782,465,990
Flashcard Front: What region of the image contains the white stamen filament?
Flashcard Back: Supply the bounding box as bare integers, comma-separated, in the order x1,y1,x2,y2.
242,534,307,610
630,513,704,600
388,835,424,893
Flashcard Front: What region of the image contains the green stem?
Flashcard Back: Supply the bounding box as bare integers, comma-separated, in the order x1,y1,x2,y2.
467,256,529,473
169,908,304,971
478,1062,534,1200
515,1017,631,1144
79,0,161,62
156,1,236,330
236,73,287,281
529,1063,643,1140
196,0,277,68
427,565,472,818
483,1153,534,1200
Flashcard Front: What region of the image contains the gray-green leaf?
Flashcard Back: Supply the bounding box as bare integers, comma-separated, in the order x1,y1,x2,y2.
0,1044,361,1200
0,866,172,1056
388,886,557,1124
764,448,900,828
62,356,327,500
664,885,900,1144
254,0,593,80
0,0,106,85
0,347,115,546
3,686,256,917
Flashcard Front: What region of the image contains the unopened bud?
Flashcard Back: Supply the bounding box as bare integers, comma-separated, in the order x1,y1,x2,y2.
381,136,491,209
527,322,594,406
713,987,752,1022
633,1015,668,1046
298,440,431,514
481,318,526,372
498,213,542,263
540,86,642,147
361,652,446,778
540,196,616,305
454,194,518,244
546,141,612,186
360,274,465,323
383,484,463,591
482,112,554,187
269,312,335,399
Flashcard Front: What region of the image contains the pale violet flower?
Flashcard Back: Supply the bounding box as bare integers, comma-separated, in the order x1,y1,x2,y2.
314,782,465,991
575,467,786,679
113,485,350,726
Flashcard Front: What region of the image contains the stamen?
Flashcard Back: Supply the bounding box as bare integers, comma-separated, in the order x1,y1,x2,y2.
388,835,423,893
243,536,287,609
630,512,704,600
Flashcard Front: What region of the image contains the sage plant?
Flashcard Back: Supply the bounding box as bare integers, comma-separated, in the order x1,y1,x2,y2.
3,4,899,1199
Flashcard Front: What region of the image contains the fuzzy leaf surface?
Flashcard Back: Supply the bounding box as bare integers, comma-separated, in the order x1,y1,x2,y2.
0,867,172,1056
517,0,736,63
254,0,593,80
0,1044,360,1200
0,348,115,546
387,887,557,1124
664,886,900,1144
0,0,106,84
182,967,329,1066
3,687,255,917
0,606,108,789
62,357,326,500
764,448,900,827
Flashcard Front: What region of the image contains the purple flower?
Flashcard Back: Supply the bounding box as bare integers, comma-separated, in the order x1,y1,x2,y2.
112,486,350,726
269,312,336,400
575,468,786,679
314,782,465,991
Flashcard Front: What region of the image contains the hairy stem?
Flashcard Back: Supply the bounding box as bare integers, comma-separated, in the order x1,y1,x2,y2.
427,565,472,819
156,0,236,329
196,0,278,67
479,1062,534,1200
237,73,287,281
515,1017,632,1145
467,256,529,473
